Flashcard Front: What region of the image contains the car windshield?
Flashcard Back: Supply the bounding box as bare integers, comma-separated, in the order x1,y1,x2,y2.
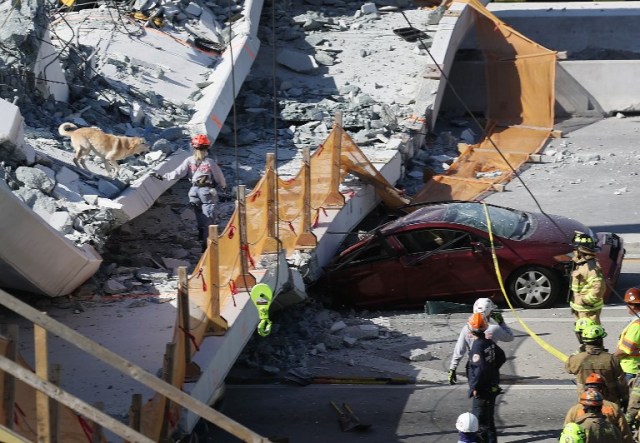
442,203,529,239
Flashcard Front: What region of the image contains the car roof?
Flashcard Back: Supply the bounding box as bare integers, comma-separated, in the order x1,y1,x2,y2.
381,201,486,234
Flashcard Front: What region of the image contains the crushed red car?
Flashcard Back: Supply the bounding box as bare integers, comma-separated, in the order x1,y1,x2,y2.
325,201,624,309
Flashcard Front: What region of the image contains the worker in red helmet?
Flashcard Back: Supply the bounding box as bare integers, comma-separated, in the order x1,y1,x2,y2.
614,288,640,381
573,390,623,442
466,312,506,443
151,134,227,250
564,374,633,443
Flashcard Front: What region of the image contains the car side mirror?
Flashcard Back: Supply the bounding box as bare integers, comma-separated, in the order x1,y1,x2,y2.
471,242,486,253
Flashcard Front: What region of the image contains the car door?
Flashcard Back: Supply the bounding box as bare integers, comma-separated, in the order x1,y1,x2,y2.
329,235,408,307
392,228,500,304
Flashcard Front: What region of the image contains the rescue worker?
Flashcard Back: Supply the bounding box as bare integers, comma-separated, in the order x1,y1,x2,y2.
574,318,597,353
467,312,506,443
573,390,624,442
151,134,227,251
626,372,640,430
456,412,479,443
448,298,513,385
565,324,628,407
559,422,586,443
564,374,633,443
569,231,605,333
614,287,640,381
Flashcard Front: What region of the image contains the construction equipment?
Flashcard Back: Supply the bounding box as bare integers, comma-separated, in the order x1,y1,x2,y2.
329,402,371,432
249,283,273,337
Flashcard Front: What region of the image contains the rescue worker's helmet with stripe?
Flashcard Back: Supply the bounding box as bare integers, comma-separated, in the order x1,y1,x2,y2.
584,373,605,387
579,389,603,407
559,422,586,443
455,412,479,433
573,318,596,334
581,324,607,342
467,312,488,333
624,287,640,305
473,298,496,318
572,231,596,255
191,134,211,150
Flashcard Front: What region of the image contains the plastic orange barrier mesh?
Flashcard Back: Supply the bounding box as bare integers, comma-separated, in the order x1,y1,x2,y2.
341,132,409,209
0,337,106,442
412,0,555,205
277,171,306,253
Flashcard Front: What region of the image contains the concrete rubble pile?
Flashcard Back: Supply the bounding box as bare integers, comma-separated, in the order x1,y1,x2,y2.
0,0,479,301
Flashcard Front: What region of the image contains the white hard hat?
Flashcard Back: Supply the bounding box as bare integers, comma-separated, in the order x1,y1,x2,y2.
456,412,479,433
473,298,496,318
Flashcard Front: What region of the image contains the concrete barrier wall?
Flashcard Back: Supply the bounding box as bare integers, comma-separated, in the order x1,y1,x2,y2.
487,2,640,55
441,60,640,116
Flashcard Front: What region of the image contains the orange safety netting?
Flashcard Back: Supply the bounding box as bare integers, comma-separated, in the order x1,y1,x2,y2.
411,0,556,204
0,337,107,442
137,124,407,439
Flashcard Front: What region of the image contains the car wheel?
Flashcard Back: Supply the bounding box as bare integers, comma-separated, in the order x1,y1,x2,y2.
508,266,560,309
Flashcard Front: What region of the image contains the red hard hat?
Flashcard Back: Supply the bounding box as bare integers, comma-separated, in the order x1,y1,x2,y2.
625,288,640,304
585,373,605,386
191,134,211,149
579,389,603,407
467,313,488,333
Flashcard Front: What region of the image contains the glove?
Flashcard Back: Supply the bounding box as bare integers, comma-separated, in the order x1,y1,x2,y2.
448,369,457,385
150,172,163,180
491,311,504,324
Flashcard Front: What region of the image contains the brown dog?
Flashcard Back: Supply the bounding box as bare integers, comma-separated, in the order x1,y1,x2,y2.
58,123,149,177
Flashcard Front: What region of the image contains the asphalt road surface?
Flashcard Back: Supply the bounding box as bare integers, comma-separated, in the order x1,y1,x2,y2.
205,258,640,443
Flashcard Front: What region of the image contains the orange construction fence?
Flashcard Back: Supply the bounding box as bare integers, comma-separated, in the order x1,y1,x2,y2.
411,0,556,205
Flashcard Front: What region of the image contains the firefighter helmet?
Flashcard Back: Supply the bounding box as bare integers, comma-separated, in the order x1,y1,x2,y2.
573,318,596,334
455,412,479,433
559,423,586,443
584,373,605,386
624,288,640,305
581,324,607,342
473,298,496,318
191,134,211,150
572,231,596,254
579,389,603,407
467,313,488,333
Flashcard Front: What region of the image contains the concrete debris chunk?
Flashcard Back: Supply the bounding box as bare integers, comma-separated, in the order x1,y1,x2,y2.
104,278,128,295
401,349,433,362
276,49,319,73
16,166,55,192
343,336,358,347
361,3,377,15
614,187,628,195
342,324,379,340
330,320,347,333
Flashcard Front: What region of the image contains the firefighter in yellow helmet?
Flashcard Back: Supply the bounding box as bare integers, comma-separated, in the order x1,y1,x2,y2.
569,232,605,336
565,324,628,407
614,288,640,381
559,422,586,443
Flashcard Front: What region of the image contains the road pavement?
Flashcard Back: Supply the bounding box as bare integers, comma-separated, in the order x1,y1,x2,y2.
205,258,640,443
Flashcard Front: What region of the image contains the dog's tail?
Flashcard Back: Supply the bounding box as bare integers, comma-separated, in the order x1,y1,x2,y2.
58,122,78,137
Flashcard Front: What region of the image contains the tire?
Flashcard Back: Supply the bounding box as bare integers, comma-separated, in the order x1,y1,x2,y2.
507,266,560,309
